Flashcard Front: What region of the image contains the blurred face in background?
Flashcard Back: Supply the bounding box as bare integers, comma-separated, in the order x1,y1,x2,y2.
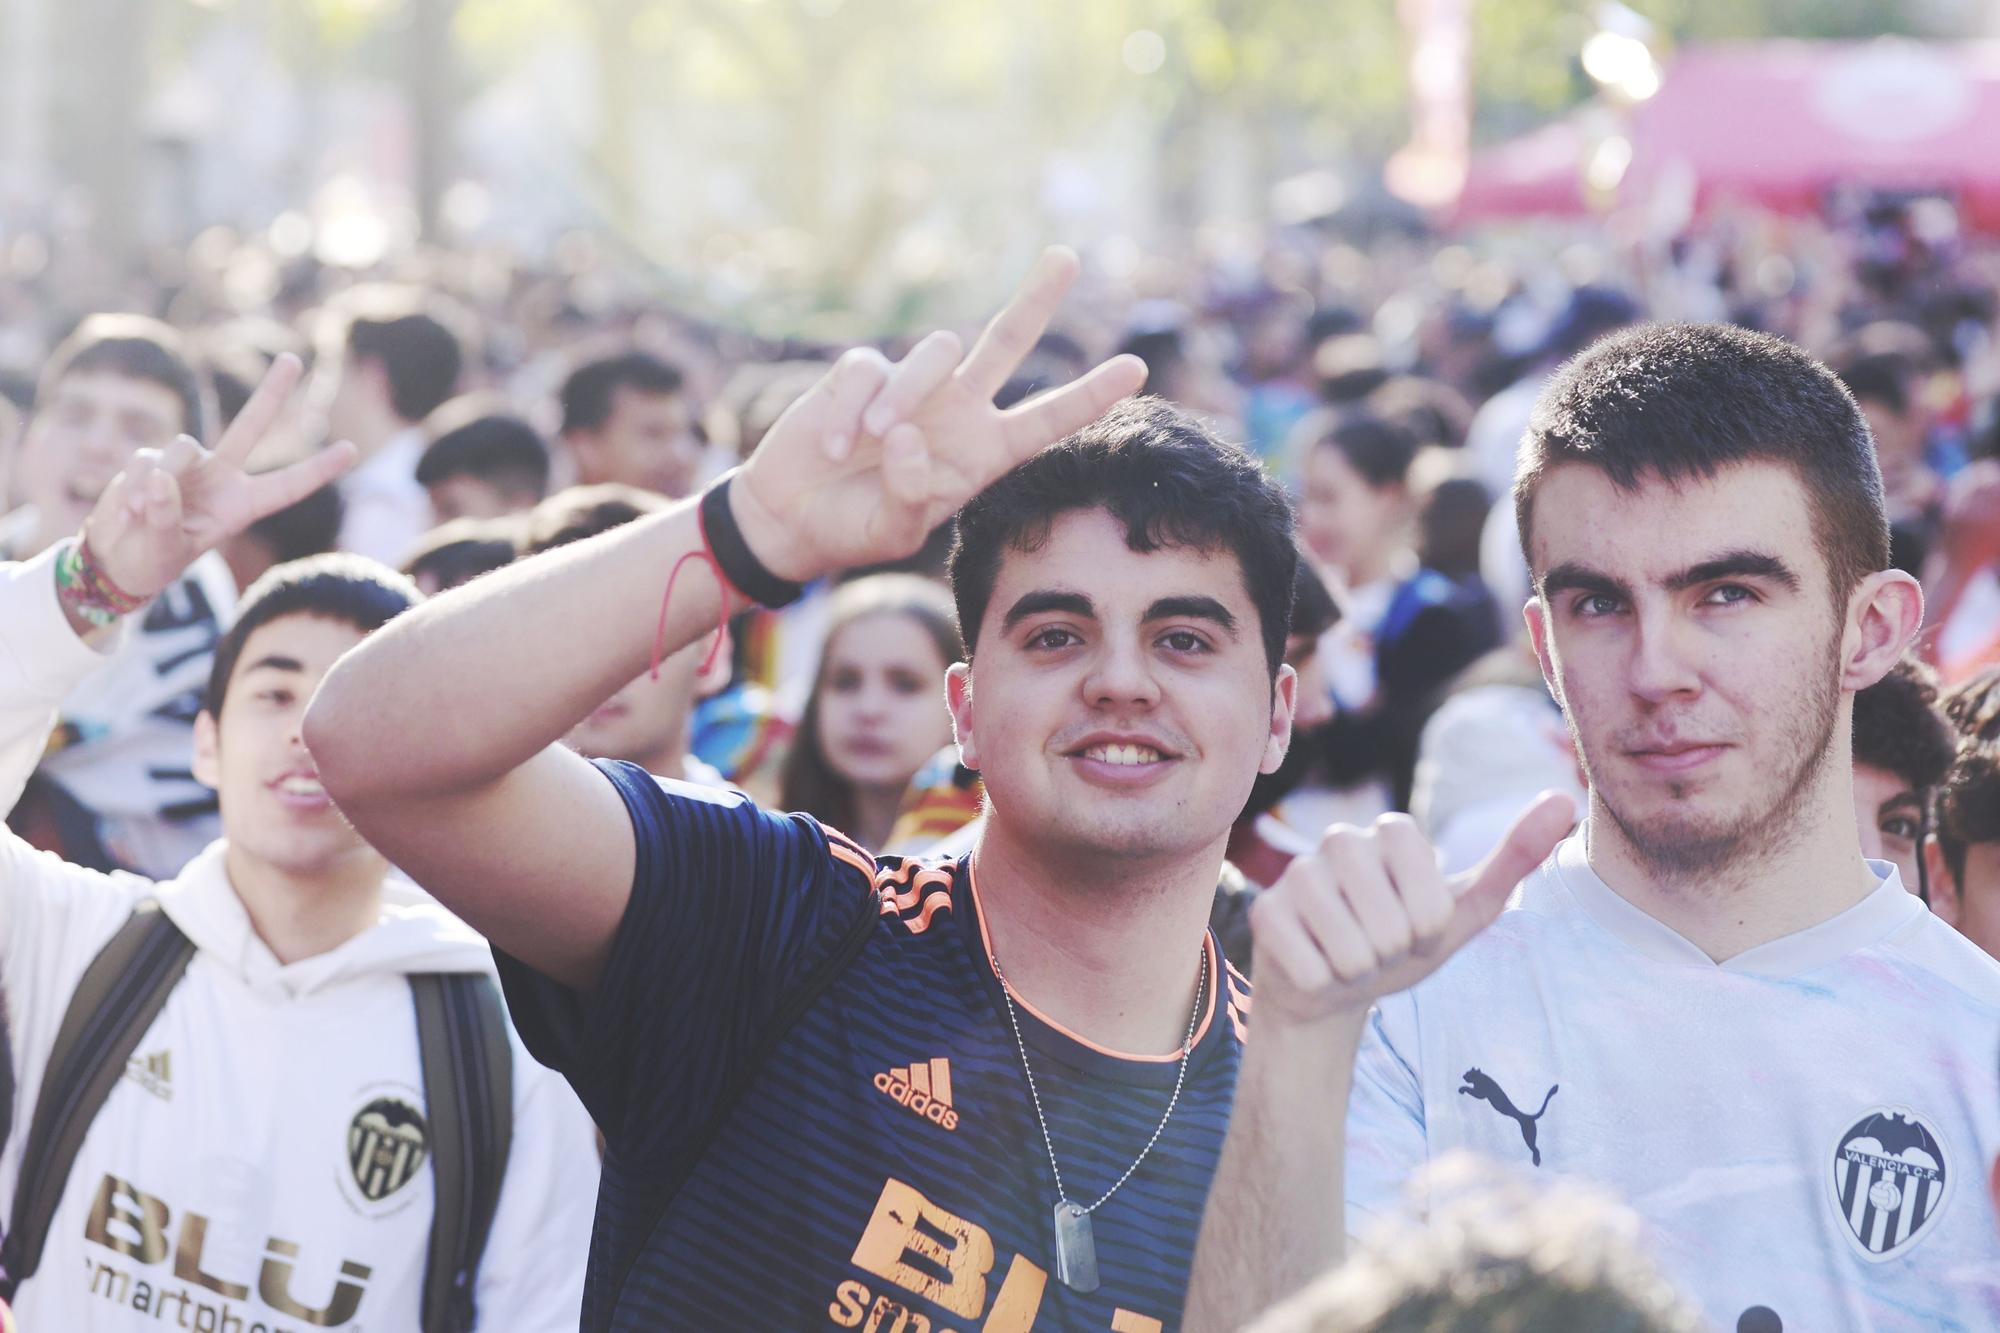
16,371,186,554
1298,442,1409,585
1852,760,1924,889
568,386,702,498
1855,394,1929,510
567,631,727,777
816,611,956,798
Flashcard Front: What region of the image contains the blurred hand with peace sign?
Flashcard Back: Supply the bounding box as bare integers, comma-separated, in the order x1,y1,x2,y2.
77,354,358,607
730,247,1147,583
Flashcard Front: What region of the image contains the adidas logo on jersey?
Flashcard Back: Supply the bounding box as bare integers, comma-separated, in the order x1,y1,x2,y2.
874,1059,959,1131
123,1049,172,1101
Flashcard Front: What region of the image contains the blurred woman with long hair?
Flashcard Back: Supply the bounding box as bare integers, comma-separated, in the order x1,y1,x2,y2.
777,575,962,851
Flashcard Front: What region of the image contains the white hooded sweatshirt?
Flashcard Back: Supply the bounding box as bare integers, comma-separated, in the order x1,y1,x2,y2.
0,545,599,1333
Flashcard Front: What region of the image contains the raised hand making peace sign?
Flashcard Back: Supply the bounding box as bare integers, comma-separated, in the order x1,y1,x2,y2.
729,247,1148,583
77,354,358,610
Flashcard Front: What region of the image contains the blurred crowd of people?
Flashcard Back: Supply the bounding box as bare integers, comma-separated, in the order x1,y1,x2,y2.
5,188,2000,1330
10,196,2000,913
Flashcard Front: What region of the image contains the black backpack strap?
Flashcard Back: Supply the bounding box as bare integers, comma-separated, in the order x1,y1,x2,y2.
0,900,194,1300
410,972,514,1333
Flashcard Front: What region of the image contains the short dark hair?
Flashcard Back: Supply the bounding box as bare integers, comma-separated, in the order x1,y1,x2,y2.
1514,323,1889,599
1836,352,1916,416
341,293,466,423
1936,742,2000,887
40,314,208,439
949,396,1297,674
415,401,551,501
1312,415,1419,489
1290,559,1341,644
521,482,666,556
400,516,521,593
559,351,685,436
1852,656,1954,795
245,482,345,567
1417,476,1489,582
202,555,420,716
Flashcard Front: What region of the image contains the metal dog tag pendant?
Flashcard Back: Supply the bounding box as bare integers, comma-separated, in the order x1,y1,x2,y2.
1053,1200,1099,1292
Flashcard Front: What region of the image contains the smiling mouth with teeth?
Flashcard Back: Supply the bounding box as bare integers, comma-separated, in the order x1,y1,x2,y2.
1080,743,1166,766
277,776,326,795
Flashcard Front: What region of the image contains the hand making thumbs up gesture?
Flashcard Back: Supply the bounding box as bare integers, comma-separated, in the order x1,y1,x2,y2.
1248,792,1579,1026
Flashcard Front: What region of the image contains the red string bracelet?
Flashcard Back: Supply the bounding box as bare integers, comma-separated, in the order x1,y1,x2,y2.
648,500,749,681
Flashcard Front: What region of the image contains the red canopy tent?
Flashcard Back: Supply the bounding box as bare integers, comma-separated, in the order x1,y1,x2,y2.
1449,41,2000,231
1449,115,1592,224
1624,41,2000,230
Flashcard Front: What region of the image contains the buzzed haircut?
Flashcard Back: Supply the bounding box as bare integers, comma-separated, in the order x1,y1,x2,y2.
40,313,209,439
202,554,420,716
338,289,467,423
1935,742,2000,888
559,351,685,436
521,483,667,556
415,403,551,502
1514,322,1889,599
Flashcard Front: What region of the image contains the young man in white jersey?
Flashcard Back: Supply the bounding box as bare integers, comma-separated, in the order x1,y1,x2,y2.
0,357,597,1330
1,315,237,877
1186,322,2000,1332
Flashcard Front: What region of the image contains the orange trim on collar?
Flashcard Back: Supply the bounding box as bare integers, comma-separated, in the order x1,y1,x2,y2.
966,854,1217,1063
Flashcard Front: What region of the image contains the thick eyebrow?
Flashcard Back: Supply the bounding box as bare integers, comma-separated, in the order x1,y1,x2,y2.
1877,790,1922,816
1001,590,1096,633
239,654,306,677
1146,595,1239,638
1662,549,1801,594
1539,562,1632,602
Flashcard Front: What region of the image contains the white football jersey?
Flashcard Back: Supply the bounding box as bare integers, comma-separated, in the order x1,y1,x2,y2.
1348,835,2000,1332
0,545,600,1332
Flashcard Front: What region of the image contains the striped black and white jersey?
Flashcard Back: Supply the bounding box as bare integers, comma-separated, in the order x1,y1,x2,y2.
496,760,1251,1332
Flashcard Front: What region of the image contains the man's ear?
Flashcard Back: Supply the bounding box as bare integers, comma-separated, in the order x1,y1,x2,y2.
1842,569,1924,691
193,710,221,791
1524,597,1558,693
1924,837,1961,923
1260,664,1298,775
946,663,977,771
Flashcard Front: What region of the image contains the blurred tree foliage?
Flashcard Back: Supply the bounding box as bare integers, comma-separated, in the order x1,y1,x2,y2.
133,0,1975,324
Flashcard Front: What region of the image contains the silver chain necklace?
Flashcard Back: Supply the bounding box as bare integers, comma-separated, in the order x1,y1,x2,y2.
989,944,1208,1294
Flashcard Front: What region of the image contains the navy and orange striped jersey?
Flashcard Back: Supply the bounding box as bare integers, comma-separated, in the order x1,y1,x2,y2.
495,760,1252,1332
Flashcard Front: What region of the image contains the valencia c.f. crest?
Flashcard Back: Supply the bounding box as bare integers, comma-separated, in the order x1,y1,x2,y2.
1829,1106,1950,1260
348,1095,429,1202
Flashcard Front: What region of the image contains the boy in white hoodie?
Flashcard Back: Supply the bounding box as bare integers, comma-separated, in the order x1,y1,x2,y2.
0,355,597,1331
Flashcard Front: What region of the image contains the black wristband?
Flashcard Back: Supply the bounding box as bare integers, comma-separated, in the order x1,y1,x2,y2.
700,474,806,608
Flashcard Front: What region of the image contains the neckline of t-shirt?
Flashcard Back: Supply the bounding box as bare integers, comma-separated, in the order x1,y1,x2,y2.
1550,835,1920,976
955,856,1229,1087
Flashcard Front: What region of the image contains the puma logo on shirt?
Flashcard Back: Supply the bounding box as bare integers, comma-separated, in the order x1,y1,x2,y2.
1459,1068,1557,1166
